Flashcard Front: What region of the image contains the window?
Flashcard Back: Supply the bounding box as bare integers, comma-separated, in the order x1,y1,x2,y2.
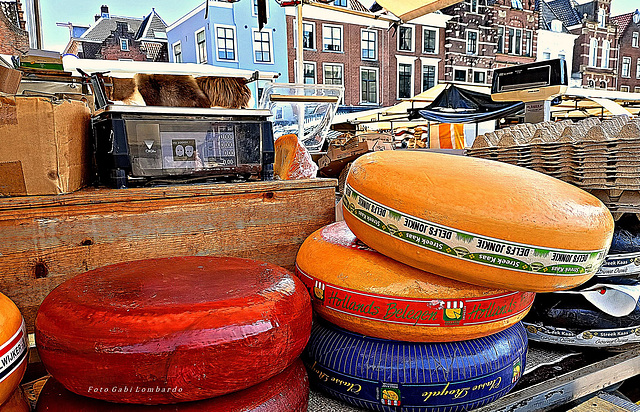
334,0,347,6
173,41,182,63
473,71,486,83
543,52,551,59
398,63,412,99
559,53,566,62
637,58,640,78
120,39,129,51
601,40,609,68
633,32,639,48
551,19,562,32
622,57,631,77
422,65,436,91
324,64,343,85
251,0,268,17
588,38,598,67
454,69,466,82
635,87,640,93
621,85,630,92
598,8,606,28
507,28,514,54
303,22,314,49
514,29,522,55
361,68,378,104
399,26,413,52
304,63,316,84
467,30,478,54
253,30,272,63
523,30,532,57
423,28,437,54
599,81,607,89
588,79,595,88
216,26,235,61
197,28,208,63
469,0,478,13
323,25,342,52
496,27,504,54
511,0,523,9
361,29,377,60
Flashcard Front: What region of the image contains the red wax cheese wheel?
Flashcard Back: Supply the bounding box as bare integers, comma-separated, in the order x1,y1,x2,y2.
296,222,535,342
0,293,28,407
342,151,614,292
0,388,29,412
274,134,318,179
36,359,309,412
35,257,312,404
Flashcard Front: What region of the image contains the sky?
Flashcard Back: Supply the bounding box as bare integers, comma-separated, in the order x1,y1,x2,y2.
40,0,640,53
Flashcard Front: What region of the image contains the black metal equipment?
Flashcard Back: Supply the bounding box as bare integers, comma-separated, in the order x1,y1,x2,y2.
92,105,275,188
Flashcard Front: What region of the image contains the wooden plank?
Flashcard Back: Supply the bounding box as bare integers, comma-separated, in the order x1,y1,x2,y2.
0,180,337,334
569,396,635,412
473,347,640,412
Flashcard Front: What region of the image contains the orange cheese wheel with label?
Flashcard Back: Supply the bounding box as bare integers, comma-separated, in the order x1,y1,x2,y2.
295,222,535,342
342,150,614,292
0,294,28,407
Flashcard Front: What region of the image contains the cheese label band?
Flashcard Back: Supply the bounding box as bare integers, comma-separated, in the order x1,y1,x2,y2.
296,265,535,327
0,321,27,384
343,184,608,276
525,322,640,347
597,252,640,277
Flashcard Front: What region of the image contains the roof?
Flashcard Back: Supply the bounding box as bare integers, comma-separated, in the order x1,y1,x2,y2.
80,15,143,42
611,11,634,40
537,0,581,31
349,0,371,13
135,9,168,42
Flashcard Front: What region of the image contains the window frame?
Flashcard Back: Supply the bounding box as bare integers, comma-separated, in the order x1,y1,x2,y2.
601,40,610,69
302,22,315,50
588,38,598,67
423,27,438,54
496,26,504,54
621,85,630,92
323,63,344,86
252,28,273,64
633,32,639,48
120,38,129,51
172,41,182,63
469,0,478,13
213,24,237,62
466,29,479,55
334,0,347,6
422,64,437,92
473,70,487,84
322,24,343,53
397,62,414,99
303,61,317,84
637,57,640,78
454,68,467,82
622,56,631,78
523,30,532,57
251,0,269,18
398,25,414,52
361,28,378,61
195,27,209,64
360,67,379,105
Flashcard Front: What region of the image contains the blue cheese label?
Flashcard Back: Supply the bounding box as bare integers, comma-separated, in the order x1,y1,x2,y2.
597,252,640,277
525,322,640,347
343,184,608,276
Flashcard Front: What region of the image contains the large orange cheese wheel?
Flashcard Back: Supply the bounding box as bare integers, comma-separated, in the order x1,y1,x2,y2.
0,293,28,407
342,151,614,292
296,222,535,342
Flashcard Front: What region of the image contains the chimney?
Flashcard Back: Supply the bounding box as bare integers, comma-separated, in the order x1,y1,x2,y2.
95,5,110,21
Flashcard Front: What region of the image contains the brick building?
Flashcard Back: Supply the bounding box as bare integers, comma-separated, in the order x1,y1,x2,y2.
492,0,539,69
0,0,28,55
612,9,640,93
570,0,618,89
441,0,496,86
62,5,168,62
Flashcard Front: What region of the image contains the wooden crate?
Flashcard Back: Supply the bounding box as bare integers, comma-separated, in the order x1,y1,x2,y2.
0,179,337,334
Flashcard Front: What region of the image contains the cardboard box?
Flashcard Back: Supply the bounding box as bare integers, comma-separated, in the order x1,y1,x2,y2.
0,66,22,94
0,96,91,196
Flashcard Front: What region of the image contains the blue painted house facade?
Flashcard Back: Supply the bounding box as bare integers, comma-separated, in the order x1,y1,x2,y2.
167,0,289,95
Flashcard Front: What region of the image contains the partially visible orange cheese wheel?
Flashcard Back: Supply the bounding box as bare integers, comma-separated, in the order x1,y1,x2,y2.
274,134,318,180
0,294,28,406
342,151,614,292
295,222,535,342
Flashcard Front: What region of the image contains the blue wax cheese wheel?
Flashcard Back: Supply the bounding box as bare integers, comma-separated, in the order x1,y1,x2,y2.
303,319,527,412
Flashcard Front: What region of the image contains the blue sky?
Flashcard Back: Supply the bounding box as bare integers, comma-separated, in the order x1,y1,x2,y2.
40,0,640,53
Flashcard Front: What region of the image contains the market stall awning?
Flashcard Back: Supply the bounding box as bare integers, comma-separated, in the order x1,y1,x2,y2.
408,85,525,124
373,0,462,21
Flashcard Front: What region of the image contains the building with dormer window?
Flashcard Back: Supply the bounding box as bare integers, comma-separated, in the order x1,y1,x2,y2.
535,0,579,82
